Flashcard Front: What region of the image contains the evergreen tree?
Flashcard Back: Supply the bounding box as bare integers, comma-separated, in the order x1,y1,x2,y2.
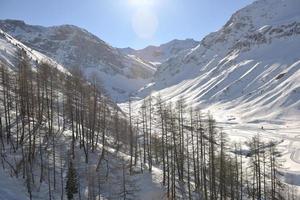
65,160,78,200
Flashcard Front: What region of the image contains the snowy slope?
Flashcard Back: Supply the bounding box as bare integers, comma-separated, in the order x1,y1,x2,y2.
0,30,164,200
120,0,300,191
136,0,300,123
0,20,155,102
0,29,68,74
0,169,29,200
119,39,198,65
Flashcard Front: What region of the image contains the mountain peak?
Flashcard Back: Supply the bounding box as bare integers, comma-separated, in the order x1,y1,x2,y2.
119,38,199,63
0,20,155,101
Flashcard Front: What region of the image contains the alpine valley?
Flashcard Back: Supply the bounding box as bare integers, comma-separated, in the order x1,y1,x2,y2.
0,0,299,199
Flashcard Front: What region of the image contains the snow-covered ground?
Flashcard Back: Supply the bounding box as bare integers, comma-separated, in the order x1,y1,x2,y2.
119,0,300,194
0,0,299,198
0,169,29,200
136,0,300,123
0,29,68,74
211,108,300,190
119,97,300,195
0,25,165,200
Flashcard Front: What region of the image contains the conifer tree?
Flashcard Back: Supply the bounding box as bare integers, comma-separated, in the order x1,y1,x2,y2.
65,160,78,200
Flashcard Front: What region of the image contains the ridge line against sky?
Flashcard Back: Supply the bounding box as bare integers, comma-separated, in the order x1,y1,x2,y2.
0,0,254,49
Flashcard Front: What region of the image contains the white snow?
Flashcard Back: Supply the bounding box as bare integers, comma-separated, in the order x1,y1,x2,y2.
0,169,29,200
0,29,69,75
1,0,300,197
0,21,155,102
119,0,300,192
119,39,199,63
136,0,300,123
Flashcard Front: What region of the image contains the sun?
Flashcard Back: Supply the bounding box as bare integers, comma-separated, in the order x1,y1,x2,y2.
128,0,159,39
128,0,155,7
131,9,158,39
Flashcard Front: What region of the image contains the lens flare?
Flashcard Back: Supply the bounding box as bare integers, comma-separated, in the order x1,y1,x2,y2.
131,9,158,39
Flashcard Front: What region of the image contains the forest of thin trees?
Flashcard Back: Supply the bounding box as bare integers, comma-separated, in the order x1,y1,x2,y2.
0,48,132,199
126,95,297,200
0,48,298,200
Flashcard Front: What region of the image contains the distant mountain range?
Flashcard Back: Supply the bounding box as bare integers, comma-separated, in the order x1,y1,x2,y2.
118,38,198,65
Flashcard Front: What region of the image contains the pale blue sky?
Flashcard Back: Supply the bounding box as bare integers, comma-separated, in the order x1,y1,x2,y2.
0,0,254,49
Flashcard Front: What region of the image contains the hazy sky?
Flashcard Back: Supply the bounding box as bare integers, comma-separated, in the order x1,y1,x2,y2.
0,0,254,49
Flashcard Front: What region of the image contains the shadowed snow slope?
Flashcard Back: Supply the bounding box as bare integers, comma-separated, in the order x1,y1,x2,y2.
0,169,28,200
136,0,300,123
0,20,155,102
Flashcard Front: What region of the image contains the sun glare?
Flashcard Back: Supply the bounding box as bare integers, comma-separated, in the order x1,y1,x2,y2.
129,0,159,39
131,9,158,39
129,0,155,7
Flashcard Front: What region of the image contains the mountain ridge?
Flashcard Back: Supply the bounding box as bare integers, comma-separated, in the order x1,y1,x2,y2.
0,19,155,102
1,0,299,121
134,0,300,123
118,38,198,65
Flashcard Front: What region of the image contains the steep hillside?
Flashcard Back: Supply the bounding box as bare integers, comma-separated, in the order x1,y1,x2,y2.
0,29,164,200
119,39,198,66
0,29,67,74
0,20,155,101
137,0,300,123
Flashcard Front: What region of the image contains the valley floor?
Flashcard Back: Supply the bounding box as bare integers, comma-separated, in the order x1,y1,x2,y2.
209,107,300,193
119,99,300,196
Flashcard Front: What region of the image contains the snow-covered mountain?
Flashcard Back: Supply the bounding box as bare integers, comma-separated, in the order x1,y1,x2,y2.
0,28,123,110
0,0,300,198
136,0,300,123
0,19,155,102
0,28,68,74
119,39,198,66
0,29,165,200
1,0,299,123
